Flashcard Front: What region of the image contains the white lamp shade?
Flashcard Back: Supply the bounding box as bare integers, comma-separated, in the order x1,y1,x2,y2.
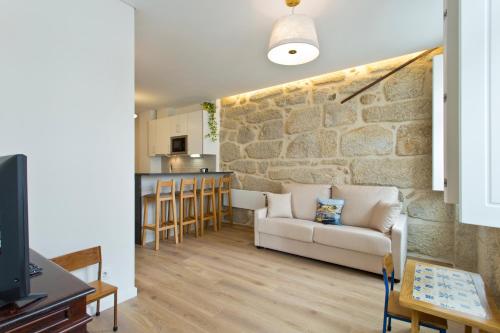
268,14,319,66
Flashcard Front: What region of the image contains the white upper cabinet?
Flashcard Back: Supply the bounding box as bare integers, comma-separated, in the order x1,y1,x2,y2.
171,114,188,136
148,120,157,157
447,0,500,227
155,117,172,155
147,109,219,156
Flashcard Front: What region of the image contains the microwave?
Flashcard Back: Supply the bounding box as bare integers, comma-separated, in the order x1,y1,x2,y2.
170,135,187,155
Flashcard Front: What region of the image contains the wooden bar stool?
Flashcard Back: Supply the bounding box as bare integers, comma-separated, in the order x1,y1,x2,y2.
178,177,199,242
141,180,178,250
217,175,233,230
199,177,217,236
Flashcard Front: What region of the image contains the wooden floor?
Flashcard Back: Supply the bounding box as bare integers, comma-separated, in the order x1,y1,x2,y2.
88,225,467,333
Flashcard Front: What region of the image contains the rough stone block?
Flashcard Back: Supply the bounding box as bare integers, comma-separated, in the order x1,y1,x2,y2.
221,118,239,129
286,132,321,158
362,99,431,122
240,175,281,192
407,191,455,222
220,142,241,162
237,126,256,144
341,125,393,156
313,88,337,104
359,94,377,105
324,102,357,127
351,156,432,188
269,167,348,184
384,65,426,101
285,106,321,134
228,160,257,174
245,141,283,159
246,109,283,123
259,120,284,140
249,87,283,101
396,122,432,156
225,104,257,118
408,218,454,260
274,90,308,107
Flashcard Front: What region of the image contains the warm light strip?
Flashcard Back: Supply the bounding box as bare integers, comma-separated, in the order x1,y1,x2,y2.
224,49,441,100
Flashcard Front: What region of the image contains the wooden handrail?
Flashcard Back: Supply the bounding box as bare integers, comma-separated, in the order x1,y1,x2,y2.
340,47,439,104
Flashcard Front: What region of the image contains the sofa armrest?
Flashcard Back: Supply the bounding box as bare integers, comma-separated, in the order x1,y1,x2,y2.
391,214,408,280
254,207,267,246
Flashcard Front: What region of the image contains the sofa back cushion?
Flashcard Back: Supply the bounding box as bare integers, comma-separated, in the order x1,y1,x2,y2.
282,183,331,221
331,185,399,228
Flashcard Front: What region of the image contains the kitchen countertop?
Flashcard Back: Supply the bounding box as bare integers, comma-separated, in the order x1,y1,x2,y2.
135,171,233,176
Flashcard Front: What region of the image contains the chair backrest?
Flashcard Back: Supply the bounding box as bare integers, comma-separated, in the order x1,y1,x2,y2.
200,177,215,195
218,175,231,193
180,177,197,196
156,180,175,201
382,253,395,307
51,246,102,280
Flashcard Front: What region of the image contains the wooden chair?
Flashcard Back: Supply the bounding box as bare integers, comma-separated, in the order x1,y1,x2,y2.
217,175,233,230
199,177,217,236
382,254,447,333
51,246,118,332
141,180,178,250
177,177,199,242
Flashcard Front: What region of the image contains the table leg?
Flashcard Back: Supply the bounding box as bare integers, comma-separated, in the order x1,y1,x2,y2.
464,326,472,333
410,311,420,333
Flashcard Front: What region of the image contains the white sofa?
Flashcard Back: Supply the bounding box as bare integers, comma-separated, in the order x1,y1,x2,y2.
254,183,408,280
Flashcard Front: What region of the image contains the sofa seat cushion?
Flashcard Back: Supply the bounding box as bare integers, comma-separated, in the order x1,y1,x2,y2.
313,224,391,256
259,218,316,243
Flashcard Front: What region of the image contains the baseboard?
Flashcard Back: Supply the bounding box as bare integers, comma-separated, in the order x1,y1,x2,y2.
87,285,137,315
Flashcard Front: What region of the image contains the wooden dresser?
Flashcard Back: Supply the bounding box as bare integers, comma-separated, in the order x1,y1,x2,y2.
0,250,95,333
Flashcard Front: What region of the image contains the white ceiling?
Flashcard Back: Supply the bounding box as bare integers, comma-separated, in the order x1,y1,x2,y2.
130,0,443,111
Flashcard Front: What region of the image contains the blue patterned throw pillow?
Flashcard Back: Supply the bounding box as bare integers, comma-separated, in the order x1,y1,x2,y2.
314,198,345,225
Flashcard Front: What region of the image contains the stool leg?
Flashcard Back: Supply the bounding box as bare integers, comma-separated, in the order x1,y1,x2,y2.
179,196,184,243
212,192,217,231
141,199,148,246
172,199,178,244
154,201,160,251
218,189,223,230
200,195,204,236
228,190,233,225
113,291,118,331
194,196,199,238
166,202,171,240
161,201,166,240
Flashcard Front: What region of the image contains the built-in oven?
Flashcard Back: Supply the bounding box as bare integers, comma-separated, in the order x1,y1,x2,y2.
170,135,187,155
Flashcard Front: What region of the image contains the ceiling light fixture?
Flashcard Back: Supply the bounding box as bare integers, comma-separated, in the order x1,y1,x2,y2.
268,0,319,66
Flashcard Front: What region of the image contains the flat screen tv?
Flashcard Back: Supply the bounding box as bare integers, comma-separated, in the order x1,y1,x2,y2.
0,154,45,308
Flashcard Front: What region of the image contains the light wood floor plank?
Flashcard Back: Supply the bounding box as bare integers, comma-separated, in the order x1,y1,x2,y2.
88,225,469,333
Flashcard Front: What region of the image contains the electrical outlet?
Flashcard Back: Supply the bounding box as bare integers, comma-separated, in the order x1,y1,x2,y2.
102,270,110,280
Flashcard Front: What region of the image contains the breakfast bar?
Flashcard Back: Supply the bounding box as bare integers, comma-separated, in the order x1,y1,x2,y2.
134,171,233,245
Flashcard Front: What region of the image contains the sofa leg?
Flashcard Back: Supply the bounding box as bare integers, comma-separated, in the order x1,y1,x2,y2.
255,246,263,249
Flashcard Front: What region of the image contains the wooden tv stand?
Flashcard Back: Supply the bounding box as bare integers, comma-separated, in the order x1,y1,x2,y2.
0,249,95,332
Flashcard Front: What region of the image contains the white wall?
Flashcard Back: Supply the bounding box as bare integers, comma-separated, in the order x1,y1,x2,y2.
0,0,136,309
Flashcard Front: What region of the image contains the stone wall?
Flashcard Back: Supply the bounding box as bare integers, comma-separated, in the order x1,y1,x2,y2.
220,50,458,261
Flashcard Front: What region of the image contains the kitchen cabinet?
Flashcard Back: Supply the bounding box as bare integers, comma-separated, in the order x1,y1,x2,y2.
171,114,187,136
148,120,157,157
155,117,171,155
187,110,203,155
148,109,219,156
